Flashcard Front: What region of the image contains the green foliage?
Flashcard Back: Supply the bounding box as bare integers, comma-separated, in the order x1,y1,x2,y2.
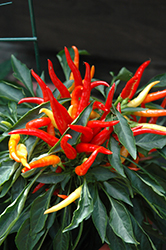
0,49,166,250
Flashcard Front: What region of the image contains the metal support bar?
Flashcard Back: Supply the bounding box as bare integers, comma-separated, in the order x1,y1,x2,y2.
0,0,41,75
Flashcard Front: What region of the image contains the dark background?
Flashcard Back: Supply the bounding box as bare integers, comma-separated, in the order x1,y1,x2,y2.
1,0,166,86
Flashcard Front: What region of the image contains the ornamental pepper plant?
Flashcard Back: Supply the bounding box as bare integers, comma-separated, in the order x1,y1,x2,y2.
0,46,166,250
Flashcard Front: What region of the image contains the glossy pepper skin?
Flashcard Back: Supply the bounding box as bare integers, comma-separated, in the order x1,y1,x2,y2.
31,69,50,102
44,185,82,214
60,134,77,159
142,89,166,104
18,97,44,105
25,117,51,129
22,155,61,173
69,124,93,143
133,109,166,117
76,142,112,155
120,75,138,99
16,143,30,169
8,134,21,162
9,128,59,147
48,59,71,98
64,46,82,88
127,81,159,107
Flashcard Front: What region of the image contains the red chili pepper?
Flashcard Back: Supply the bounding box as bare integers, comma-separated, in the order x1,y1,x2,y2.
18,97,44,105
90,127,113,145
60,134,77,159
9,128,59,147
87,120,119,128
120,76,138,99
69,45,79,81
31,69,50,102
71,85,83,119
55,166,63,173
76,62,91,115
25,117,51,129
76,142,112,155
47,122,56,137
75,147,111,176
64,46,82,87
22,155,61,173
90,80,109,89
101,83,115,120
47,87,73,134
116,102,121,113
69,124,93,143
149,97,166,124
48,59,71,98
133,128,166,136
92,101,108,112
32,183,45,193
129,60,151,99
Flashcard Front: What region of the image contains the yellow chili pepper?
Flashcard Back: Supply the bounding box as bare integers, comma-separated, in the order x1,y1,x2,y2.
44,185,82,214
67,105,73,116
16,143,30,169
39,108,58,129
8,134,21,162
120,146,129,163
127,81,160,107
139,123,166,132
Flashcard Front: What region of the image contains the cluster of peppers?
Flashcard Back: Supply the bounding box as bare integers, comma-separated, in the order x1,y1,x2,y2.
8,46,166,213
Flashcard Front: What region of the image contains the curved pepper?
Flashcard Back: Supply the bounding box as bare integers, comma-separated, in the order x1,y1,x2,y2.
127,81,160,107
48,59,71,98
69,124,93,143
18,97,44,105
8,134,21,162
9,128,59,147
22,155,61,173
39,108,58,129
44,185,82,214
76,142,112,155
25,117,51,129
60,134,77,159
16,143,30,169
87,120,119,128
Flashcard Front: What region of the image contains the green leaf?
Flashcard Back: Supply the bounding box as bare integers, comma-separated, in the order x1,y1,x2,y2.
15,218,45,250
0,81,25,102
90,166,118,181
106,222,127,250
53,228,70,250
63,180,93,232
0,59,11,80
30,186,54,234
114,67,133,82
135,134,166,151
113,106,137,159
36,172,70,184
148,72,166,88
125,167,166,219
109,198,138,244
92,187,107,243
0,169,44,245
0,161,19,186
104,181,133,207
129,213,157,250
11,55,34,96
108,137,125,177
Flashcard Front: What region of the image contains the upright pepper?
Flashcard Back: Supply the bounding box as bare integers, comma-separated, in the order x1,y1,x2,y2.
47,87,73,134
120,75,138,100
60,134,77,159
76,62,91,115
90,126,113,145
129,60,151,99
31,69,50,102
71,85,83,119
69,45,79,81
65,46,82,88
48,59,71,98
101,83,115,120
44,185,82,214
8,134,21,162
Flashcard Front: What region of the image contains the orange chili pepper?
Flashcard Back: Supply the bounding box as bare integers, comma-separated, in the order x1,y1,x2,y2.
120,146,129,163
